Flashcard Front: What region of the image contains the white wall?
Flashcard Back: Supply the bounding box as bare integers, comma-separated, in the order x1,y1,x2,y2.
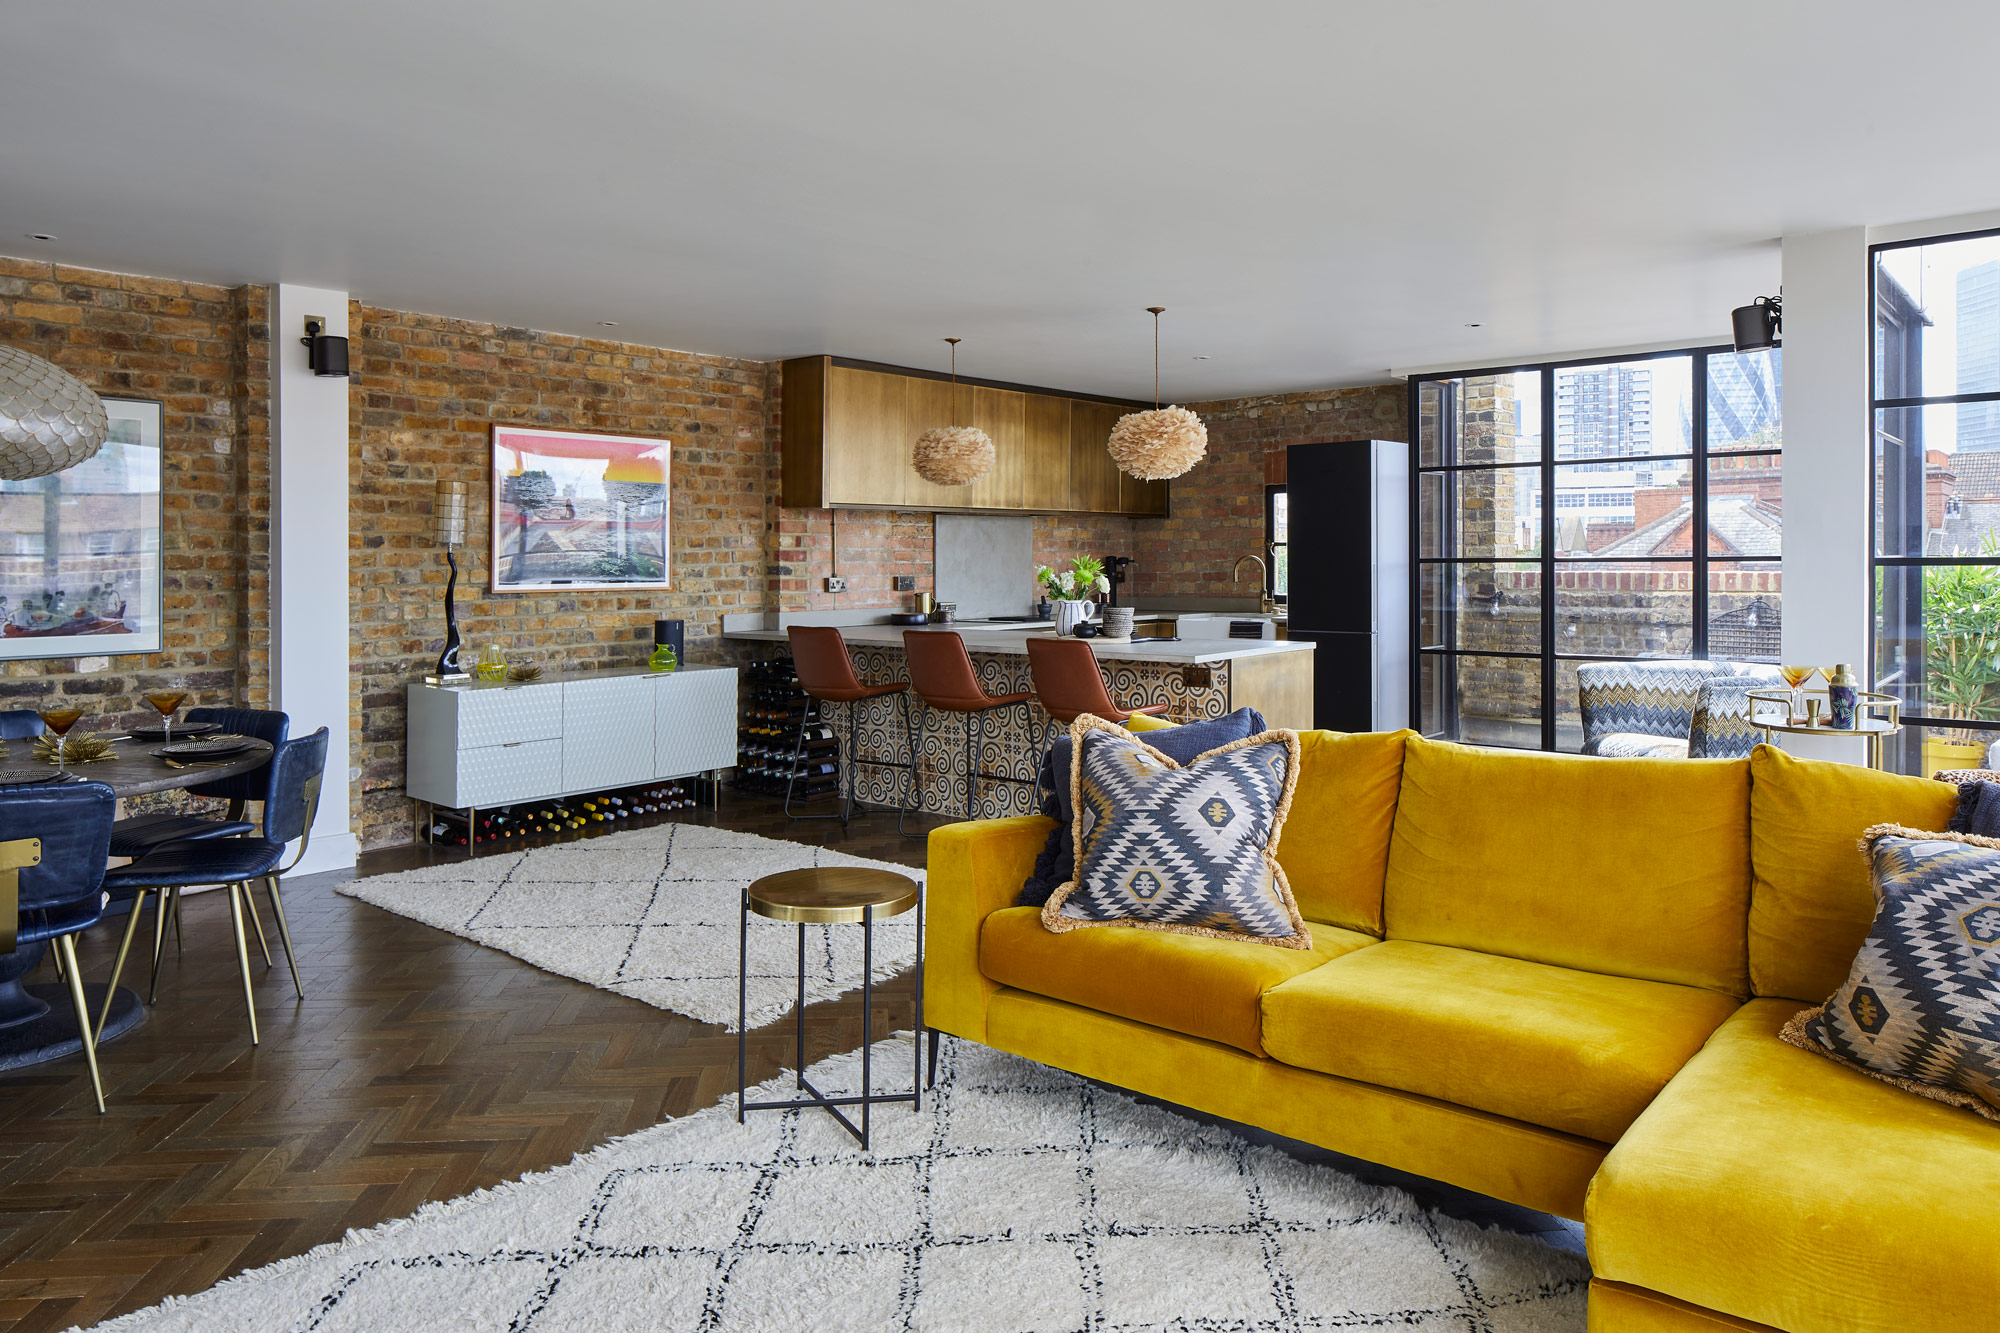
270,284,357,873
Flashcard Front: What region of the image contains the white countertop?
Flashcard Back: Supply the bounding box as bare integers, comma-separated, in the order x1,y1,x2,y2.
722,620,1313,666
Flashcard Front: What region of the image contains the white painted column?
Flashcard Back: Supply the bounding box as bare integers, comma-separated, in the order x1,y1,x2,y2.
270,284,358,872
1779,227,1872,763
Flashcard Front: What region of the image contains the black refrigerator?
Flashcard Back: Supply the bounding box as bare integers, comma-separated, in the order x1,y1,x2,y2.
1285,440,1410,732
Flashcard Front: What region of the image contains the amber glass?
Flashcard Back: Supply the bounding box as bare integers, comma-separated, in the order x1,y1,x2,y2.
37,707,85,767
145,690,188,742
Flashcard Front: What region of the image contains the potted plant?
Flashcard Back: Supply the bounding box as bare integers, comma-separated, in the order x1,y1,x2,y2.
1922,549,2000,775
1036,557,1110,636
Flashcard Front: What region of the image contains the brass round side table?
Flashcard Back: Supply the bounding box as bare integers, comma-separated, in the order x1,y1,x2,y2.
736,865,924,1148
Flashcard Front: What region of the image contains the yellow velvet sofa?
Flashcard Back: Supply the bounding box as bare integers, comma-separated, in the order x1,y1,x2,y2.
924,731,2000,1333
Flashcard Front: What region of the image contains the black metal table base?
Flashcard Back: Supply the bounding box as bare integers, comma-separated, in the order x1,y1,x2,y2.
0,982,144,1072
737,886,925,1150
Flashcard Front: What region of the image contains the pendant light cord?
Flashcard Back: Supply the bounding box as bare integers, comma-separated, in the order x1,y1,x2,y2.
1146,306,1166,408
946,336,960,426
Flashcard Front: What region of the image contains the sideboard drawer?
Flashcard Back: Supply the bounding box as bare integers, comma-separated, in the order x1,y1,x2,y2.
456,738,562,808
455,682,563,748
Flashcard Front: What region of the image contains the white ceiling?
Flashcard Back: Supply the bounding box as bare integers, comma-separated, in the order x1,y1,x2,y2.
5,2,1999,399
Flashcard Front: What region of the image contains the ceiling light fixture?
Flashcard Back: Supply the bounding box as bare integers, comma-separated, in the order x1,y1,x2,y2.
1464,323,1482,328
1192,355,1211,361
0,345,109,480
598,321,620,327
1731,294,1781,351
911,337,994,487
25,233,56,242
1106,307,1207,481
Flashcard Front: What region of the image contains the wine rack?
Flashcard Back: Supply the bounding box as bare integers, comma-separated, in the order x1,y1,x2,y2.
423,779,698,850
734,656,840,801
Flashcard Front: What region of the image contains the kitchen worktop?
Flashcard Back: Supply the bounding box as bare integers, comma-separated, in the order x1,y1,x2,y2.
721,616,1311,666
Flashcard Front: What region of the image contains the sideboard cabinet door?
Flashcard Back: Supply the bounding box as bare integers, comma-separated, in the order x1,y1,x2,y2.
561,676,657,792
656,668,737,778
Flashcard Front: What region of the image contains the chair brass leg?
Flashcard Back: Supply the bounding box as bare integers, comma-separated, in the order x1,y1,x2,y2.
172,888,183,956
96,889,151,1040
50,941,66,982
149,887,175,1004
263,875,303,999
242,883,272,967
225,883,259,1045
56,934,106,1114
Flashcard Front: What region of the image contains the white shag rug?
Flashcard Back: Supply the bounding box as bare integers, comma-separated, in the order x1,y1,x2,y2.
337,824,921,1031
75,1038,1589,1333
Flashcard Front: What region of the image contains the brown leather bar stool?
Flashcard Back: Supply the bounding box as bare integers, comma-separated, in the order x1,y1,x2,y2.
1026,636,1170,749
785,626,914,828
901,629,1036,828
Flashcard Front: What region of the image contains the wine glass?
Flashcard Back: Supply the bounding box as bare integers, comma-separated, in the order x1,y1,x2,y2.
1778,665,1817,724
36,707,84,768
145,690,188,742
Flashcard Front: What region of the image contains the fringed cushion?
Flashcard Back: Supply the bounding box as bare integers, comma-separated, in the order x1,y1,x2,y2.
1779,825,2000,1122
1041,715,1309,949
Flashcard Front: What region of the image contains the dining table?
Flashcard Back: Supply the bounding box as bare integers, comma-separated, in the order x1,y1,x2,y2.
0,732,275,1073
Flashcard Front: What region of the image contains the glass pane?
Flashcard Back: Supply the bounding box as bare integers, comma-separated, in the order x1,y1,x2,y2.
1269,489,1288,597
1879,720,1999,780
1874,232,2000,401
1707,348,1782,450
1706,455,1782,559
1875,403,2000,557
1415,372,1542,467
1553,560,1695,659
1420,652,1542,749
1708,561,1782,663
1419,561,1540,654
1548,460,1692,556
1553,356,1692,461
1554,659,1587,753
1419,466,1543,559
1874,561,2000,724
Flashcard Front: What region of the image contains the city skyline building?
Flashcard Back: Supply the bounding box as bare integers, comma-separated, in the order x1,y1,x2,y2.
1958,259,2000,452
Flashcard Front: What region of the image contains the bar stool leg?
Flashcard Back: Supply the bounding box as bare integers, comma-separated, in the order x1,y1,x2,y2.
782,698,815,819
898,698,926,838
965,710,979,819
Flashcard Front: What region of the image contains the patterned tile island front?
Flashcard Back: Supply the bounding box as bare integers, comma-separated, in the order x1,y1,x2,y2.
722,619,1314,820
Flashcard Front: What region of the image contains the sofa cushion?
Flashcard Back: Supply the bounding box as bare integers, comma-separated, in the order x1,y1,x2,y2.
981,905,1375,1056
1272,729,1408,934
1748,746,1960,1001
1259,941,1740,1142
1587,998,2000,1333
1385,736,1752,995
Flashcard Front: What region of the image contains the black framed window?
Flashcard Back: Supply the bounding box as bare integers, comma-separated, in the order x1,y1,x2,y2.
1411,346,1783,750
1870,226,2000,777
1265,483,1288,603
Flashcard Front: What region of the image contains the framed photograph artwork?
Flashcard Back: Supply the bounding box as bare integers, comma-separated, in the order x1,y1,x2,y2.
490,425,671,592
0,395,163,660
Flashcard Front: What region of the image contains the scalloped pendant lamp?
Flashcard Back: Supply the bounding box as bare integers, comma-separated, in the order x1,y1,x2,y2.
1106,306,1207,481
0,345,109,480
911,337,995,487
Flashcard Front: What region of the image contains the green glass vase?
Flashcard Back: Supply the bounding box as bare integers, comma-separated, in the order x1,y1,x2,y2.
648,643,679,672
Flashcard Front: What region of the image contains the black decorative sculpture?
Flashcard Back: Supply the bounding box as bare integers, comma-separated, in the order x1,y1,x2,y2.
428,480,470,684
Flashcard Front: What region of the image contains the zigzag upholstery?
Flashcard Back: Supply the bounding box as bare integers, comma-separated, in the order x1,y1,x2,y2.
1689,665,1786,759
1042,716,1309,948
1577,659,1735,758
1783,826,2000,1121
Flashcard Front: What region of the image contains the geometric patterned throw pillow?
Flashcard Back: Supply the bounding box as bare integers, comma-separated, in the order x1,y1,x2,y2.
1040,714,1311,949
1779,824,2000,1122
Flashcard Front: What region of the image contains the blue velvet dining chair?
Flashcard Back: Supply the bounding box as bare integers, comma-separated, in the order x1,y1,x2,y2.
0,779,116,1112
107,707,289,857
97,727,327,1046
0,710,46,742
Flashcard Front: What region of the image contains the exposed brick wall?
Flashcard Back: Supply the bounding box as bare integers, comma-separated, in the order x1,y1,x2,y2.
1132,385,1409,600
0,257,256,747
348,306,776,849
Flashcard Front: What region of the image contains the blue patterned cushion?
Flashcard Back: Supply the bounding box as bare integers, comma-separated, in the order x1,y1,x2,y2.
1577,660,1732,756
1780,825,2000,1122
1040,716,1309,948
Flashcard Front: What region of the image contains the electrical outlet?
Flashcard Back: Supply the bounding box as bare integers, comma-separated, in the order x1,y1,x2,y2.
893,575,915,592
824,576,846,593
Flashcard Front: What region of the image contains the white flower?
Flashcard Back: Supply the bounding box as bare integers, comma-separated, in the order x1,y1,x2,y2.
1093,575,1110,594
1057,571,1075,594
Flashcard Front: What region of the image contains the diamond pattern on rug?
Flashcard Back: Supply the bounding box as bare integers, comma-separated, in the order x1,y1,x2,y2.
336,825,920,1031
76,1041,1589,1333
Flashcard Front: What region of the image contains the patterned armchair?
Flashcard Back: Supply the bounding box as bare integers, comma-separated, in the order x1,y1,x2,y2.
1576,659,1736,758
1688,665,1787,759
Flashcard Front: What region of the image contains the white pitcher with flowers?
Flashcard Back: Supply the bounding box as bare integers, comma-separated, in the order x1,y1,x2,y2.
1036,557,1109,636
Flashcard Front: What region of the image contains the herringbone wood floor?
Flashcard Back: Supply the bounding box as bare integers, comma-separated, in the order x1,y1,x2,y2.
0,795,943,1332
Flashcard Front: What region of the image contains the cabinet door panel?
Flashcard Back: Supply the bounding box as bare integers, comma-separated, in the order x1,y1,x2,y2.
458,739,562,808
1120,472,1170,517
455,682,563,748
960,386,1029,510
1022,394,1071,512
655,669,738,777
562,676,657,790
1069,400,1125,513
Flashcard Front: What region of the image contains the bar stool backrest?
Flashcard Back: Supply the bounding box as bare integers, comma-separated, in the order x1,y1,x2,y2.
1026,636,1119,725
903,630,995,711
786,626,869,702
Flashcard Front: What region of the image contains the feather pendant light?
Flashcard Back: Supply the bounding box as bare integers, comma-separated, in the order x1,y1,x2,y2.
912,337,995,486
1106,307,1207,481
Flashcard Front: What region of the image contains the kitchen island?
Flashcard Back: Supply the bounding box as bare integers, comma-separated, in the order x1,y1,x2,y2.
721,613,1312,820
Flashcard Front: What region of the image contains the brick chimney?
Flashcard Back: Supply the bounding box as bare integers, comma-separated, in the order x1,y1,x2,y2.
1927,449,1956,534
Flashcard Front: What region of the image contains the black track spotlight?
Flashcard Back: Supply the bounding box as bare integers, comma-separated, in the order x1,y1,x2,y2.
300,317,350,377
1731,295,1781,352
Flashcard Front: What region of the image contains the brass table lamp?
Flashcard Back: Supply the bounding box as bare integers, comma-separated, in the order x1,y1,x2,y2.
427,480,470,684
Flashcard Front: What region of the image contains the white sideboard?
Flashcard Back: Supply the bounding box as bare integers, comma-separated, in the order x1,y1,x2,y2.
406,663,737,811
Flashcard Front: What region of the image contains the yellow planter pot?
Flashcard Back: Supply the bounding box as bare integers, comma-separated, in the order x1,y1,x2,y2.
1922,737,1987,779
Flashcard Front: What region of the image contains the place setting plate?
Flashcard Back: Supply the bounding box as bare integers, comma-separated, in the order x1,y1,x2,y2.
151,735,266,762
126,721,222,741
0,766,76,786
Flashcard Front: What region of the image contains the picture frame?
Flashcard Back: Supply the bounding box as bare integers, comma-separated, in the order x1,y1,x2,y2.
489,425,672,593
0,395,163,660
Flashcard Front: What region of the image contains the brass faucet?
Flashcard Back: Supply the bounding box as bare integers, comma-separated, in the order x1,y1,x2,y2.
1232,555,1276,615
